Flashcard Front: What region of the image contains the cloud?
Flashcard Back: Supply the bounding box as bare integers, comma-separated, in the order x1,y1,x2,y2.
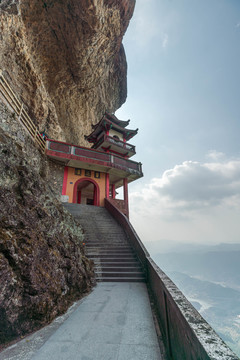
131,157,240,215
236,22,240,28
206,150,225,161
126,0,173,50
161,33,169,48
130,1,161,47
129,154,240,248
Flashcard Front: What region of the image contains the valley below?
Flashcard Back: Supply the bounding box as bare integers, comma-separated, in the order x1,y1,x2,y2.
152,244,240,357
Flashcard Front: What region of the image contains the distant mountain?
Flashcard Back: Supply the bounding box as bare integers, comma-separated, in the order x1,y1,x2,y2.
207,243,240,252
164,270,240,357
153,250,240,289
146,241,240,255
152,248,240,357
168,271,240,316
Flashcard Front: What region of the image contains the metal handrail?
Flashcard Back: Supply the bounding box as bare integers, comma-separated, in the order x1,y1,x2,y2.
0,70,46,154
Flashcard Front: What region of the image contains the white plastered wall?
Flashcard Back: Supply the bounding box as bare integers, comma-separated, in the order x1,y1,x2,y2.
109,129,123,141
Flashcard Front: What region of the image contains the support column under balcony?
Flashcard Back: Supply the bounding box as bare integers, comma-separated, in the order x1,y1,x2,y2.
62,166,68,195
106,173,110,199
112,184,116,199
123,178,129,218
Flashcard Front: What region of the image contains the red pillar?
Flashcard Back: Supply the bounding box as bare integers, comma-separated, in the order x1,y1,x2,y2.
62,166,68,195
123,178,129,218
106,173,110,199
93,186,97,205
77,191,81,204
112,184,116,199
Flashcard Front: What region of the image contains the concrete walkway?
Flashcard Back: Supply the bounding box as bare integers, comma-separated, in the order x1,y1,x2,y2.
0,283,162,360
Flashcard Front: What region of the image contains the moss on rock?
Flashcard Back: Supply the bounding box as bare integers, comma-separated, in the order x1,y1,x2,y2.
0,103,94,345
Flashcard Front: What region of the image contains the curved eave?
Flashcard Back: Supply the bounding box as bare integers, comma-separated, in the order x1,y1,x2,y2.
85,118,138,143
104,112,130,128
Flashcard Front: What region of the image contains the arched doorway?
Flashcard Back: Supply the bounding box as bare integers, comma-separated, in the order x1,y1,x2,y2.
73,178,100,206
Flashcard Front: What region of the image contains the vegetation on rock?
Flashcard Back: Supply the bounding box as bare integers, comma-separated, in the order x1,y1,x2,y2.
0,103,94,345
0,0,135,347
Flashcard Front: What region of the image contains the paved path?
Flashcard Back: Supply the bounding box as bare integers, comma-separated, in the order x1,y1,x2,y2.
1,283,162,360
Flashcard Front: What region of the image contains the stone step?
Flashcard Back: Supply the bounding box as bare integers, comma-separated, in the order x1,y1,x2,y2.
86,246,133,250
86,248,131,251
84,232,127,236
85,240,128,244
88,253,136,260
99,266,142,272
89,257,139,263
86,249,134,255
84,233,127,237
85,241,128,245
87,250,135,255
96,277,145,283
95,271,144,278
86,245,131,249
83,225,125,227
92,261,140,267
87,254,135,258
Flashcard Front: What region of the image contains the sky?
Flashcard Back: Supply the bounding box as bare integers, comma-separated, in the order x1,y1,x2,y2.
116,0,240,253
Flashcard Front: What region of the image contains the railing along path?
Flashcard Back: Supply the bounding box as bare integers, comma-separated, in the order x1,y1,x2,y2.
0,70,46,154
105,199,239,360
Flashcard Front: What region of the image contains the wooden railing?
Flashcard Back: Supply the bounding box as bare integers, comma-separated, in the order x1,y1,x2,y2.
0,70,46,154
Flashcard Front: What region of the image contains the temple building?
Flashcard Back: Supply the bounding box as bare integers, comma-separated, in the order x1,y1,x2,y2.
45,113,143,217
84,112,138,158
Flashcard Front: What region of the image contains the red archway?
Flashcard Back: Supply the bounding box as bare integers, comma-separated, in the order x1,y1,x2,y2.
73,178,100,206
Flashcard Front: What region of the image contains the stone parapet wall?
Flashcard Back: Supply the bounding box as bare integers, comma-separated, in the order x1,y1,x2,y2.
105,198,239,360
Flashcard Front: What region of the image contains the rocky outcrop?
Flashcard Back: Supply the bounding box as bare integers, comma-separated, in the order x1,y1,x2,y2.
0,0,135,347
0,0,135,144
0,102,94,346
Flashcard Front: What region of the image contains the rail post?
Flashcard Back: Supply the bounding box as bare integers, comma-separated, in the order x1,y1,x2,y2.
0,70,46,154
18,102,24,122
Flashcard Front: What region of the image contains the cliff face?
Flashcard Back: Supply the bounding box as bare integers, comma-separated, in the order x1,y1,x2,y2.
0,0,135,144
0,102,94,345
0,0,135,346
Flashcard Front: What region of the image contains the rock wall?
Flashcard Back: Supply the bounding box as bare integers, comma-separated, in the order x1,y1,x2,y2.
0,0,135,346
0,0,135,144
0,102,94,346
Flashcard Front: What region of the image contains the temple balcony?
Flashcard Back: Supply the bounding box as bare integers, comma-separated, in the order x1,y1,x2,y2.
46,139,143,188
93,134,136,158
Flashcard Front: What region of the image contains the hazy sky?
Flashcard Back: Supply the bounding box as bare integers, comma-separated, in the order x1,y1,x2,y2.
116,0,240,252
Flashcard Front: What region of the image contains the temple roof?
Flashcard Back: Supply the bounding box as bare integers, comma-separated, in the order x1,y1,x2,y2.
85,113,138,143
104,112,130,128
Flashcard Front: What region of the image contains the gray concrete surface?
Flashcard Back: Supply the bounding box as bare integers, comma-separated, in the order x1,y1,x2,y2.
0,283,162,360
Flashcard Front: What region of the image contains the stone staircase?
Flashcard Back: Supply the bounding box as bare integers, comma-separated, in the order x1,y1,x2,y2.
63,204,145,282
